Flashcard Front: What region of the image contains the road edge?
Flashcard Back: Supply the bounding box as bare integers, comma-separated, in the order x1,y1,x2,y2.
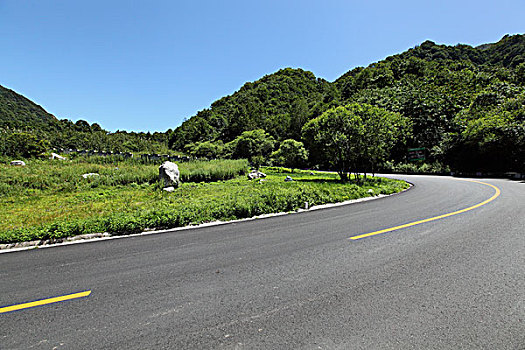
0,179,413,254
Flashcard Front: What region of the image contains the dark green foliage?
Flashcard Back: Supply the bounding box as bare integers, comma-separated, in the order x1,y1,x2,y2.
302,104,408,181
169,68,340,149
2,132,48,158
0,85,169,156
225,129,276,167
167,34,524,173
270,139,308,172
0,85,58,131
184,140,224,159
2,34,524,173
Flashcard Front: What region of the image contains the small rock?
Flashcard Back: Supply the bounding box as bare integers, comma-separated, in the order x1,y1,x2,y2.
163,186,175,192
310,172,315,175
247,170,266,180
49,153,66,160
82,173,100,179
284,176,293,182
10,160,26,166
367,189,374,194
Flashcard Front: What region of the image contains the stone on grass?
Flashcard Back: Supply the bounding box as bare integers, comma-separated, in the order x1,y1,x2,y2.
247,170,266,180
82,173,100,178
163,186,175,192
10,160,26,166
159,161,180,188
284,176,293,182
50,152,66,160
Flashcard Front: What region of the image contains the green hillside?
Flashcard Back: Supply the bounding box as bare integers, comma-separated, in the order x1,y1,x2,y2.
169,68,339,150
170,34,524,172
0,86,169,157
0,85,59,131
2,34,524,172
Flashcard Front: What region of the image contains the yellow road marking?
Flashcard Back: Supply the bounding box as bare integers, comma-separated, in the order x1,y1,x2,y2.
0,290,91,314
349,179,501,240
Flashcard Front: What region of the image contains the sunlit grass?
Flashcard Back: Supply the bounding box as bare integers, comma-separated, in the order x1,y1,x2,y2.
0,161,409,243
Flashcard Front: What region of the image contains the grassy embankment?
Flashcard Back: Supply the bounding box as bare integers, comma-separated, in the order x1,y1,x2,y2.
0,158,409,244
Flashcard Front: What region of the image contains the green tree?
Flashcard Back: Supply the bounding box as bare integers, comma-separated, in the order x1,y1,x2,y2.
184,141,224,159
302,104,407,181
226,129,275,167
271,139,308,172
5,132,49,158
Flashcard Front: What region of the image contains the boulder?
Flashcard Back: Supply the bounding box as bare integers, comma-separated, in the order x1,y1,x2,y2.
284,176,293,182
10,160,26,166
247,170,266,180
159,161,180,188
50,152,66,160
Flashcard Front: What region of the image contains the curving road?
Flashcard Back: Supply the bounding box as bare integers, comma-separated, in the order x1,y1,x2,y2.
1,175,524,349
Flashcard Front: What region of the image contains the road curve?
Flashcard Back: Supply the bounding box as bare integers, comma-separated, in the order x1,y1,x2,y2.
1,175,524,349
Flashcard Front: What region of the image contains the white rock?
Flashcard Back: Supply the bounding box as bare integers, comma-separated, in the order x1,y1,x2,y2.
159,161,180,188
247,170,266,180
10,160,26,166
163,186,175,192
50,153,66,160
82,173,100,179
284,176,293,182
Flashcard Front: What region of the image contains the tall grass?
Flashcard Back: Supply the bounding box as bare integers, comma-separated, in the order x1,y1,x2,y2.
0,168,409,244
0,158,248,196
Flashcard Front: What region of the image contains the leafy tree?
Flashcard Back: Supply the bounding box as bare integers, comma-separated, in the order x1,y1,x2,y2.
226,129,275,167
4,132,49,158
302,104,407,181
270,139,308,172
443,93,525,172
184,141,224,159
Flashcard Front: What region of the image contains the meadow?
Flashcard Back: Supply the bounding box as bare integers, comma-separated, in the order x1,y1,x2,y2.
0,158,409,244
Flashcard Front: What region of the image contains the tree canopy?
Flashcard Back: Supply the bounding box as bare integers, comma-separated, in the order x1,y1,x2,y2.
302,103,408,181
2,34,524,173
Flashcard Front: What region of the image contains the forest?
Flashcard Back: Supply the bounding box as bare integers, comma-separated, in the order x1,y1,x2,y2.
1,34,524,174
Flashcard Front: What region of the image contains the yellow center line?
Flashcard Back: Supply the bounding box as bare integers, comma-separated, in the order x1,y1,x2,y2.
0,290,91,314
349,179,501,240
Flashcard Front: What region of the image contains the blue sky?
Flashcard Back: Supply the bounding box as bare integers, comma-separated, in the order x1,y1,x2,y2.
1,0,523,132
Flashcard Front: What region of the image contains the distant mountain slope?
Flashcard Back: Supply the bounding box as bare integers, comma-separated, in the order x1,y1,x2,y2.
0,85,58,131
169,68,340,149
170,35,524,152
334,34,525,149
0,85,170,155
479,34,525,67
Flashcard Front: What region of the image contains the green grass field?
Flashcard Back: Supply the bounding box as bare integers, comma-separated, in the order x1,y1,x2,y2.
0,159,409,244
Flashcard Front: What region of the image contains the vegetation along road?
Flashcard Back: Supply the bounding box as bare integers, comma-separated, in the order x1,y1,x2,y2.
1,175,523,349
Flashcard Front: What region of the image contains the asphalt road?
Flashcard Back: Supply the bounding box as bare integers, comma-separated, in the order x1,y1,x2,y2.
1,175,524,349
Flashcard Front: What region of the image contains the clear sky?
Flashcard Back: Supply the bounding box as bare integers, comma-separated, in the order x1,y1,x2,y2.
0,0,523,132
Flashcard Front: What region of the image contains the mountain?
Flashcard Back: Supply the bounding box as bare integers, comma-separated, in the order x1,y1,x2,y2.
2,34,523,170
0,85,59,131
0,86,169,156
168,68,340,150
170,35,524,152
334,34,525,150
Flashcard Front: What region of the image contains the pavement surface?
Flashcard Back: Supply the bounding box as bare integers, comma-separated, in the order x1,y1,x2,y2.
1,175,524,349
